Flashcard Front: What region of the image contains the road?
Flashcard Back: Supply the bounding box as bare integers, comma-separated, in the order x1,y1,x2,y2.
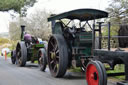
0,56,115,85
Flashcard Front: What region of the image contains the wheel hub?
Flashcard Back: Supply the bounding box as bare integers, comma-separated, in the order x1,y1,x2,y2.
19,58,22,64
51,52,56,59
86,63,99,85
94,72,98,80
90,72,98,80
39,57,42,64
86,61,107,85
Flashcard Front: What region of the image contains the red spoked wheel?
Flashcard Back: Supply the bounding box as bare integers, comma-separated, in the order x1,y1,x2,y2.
86,60,107,85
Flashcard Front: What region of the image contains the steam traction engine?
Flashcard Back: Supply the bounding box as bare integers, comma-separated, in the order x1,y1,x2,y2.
15,25,46,68
45,9,108,85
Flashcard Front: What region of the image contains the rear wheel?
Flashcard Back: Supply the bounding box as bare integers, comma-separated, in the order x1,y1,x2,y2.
86,60,107,85
47,35,68,77
16,42,27,67
38,48,47,71
11,50,16,64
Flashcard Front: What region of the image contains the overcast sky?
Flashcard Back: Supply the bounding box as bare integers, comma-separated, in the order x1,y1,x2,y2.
0,0,110,33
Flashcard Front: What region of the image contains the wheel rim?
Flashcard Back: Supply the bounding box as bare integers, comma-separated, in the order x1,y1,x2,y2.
16,46,22,65
11,52,14,63
86,64,99,85
48,37,59,75
97,61,107,85
39,52,43,67
11,57,15,63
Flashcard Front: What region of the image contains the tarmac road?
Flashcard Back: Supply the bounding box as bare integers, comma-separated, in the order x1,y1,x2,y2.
0,56,115,85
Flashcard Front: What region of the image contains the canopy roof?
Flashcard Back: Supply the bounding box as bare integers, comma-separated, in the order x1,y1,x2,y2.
48,9,108,21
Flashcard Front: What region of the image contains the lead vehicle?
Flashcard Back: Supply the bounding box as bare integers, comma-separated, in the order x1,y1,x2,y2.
15,25,46,69
45,9,108,85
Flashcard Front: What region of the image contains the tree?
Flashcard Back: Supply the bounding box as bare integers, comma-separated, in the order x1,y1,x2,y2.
106,0,128,23
0,0,36,16
9,18,21,40
26,9,51,41
9,9,51,41
103,0,128,37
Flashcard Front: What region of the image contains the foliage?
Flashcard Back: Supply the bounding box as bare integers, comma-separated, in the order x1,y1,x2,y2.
9,18,21,40
69,67,82,72
102,25,119,36
0,38,13,51
102,0,128,37
106,0,128,23
26,9,51,41
106,64,125,80
7,52,11,57
9,40,18,50
0,0,36,16
9,9,51,41
0,37,10,45
21,0,37,17
0,0,24,12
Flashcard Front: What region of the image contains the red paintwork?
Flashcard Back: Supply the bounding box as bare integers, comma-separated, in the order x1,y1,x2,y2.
86,64,99,85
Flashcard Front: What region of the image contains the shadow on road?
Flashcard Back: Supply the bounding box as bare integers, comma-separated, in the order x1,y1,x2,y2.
25,63,86,80
63,72,85,80
25,64,39,68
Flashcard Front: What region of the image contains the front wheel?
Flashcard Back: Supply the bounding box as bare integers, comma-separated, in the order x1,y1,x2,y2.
86,60,107,85
16,42,27,67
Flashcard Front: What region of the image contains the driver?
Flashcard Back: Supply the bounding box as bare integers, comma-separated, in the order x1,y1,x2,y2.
24,32,32,43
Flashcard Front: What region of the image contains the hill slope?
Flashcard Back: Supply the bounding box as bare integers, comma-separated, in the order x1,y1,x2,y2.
0,32,9,38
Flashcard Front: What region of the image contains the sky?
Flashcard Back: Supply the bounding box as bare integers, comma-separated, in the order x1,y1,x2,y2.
0,0,110,33
0,12,11,33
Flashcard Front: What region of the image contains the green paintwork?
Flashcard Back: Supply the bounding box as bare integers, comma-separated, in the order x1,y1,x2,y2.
48,9,108,68
52,22,63,34
74,32,92,59
20,25,25,41
30,44,44,61
34,44,44,48
18,25,45,62
48,9,108,21
74,32,92,45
